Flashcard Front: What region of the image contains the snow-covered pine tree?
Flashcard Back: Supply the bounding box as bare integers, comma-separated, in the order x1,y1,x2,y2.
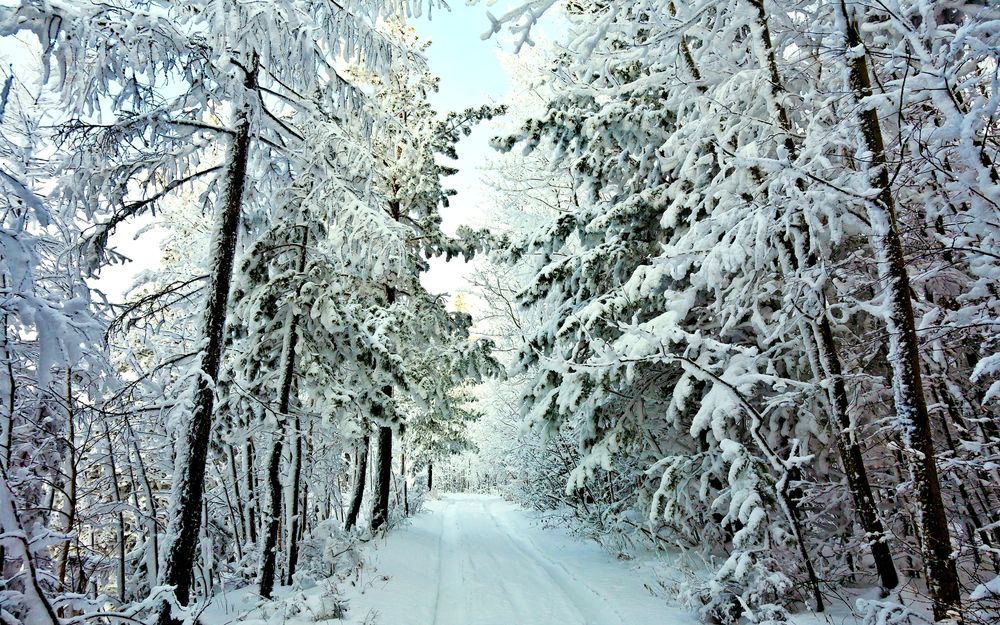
482,0,999,622
486,1,835,617
348,22,503,533
0,58,111,622
2,0,414,618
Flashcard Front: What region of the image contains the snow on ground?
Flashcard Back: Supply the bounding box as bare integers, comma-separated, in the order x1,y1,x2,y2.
341,493,692,625
201,492,696,624
196,493,884,625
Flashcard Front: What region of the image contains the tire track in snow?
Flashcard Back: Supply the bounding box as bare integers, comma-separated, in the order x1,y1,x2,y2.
343,495,683,625
430,497,458,625
458,502,533,624
483,499,629,625
480,505,596,624
470,500,578,624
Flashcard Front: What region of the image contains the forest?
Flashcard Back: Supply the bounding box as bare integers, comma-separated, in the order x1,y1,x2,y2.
0,1,998,625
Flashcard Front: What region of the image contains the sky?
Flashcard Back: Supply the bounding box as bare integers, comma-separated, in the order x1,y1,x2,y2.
77,3,515,304
412,3,513,300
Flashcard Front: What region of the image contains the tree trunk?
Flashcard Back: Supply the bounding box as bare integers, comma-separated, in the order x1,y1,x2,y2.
227,445,246,548
817,319,899,590
427,462,433,492
371,199,400,533
836,3,961,619
57,369,76,593
778,464,825,613
344,436,369,530
2,276,14,473
299,476,309,541
745,0,899,592
220,467,244,563
371,417,393,532
100,420,127,603
284,412,303,585
125,419,158,589
296,420,313,543
159,59,258,619
259,227,308,599
400,425,409,516
931,383,998,569
244,441,258,544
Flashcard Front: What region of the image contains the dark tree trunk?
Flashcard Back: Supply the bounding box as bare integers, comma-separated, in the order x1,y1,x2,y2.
244,441,258,544
400,425,409,516
744,0,899,593
837,3,961,619
371,199,400,533
371,417,393,532
299,476,309,541
258,228,308,599
427,462,433,492
57,369,76,596
817,319,899,590
284,412,303,585
344,436,369,531
227,445,245,548
159,60,257,619
257,437,284,599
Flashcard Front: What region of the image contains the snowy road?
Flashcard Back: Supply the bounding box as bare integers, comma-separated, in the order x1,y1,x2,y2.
346,493,689,625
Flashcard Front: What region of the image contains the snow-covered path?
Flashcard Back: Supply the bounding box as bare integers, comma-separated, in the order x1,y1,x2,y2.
346,493,690,625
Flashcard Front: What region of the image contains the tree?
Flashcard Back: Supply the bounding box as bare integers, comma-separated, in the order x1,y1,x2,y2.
347,23,502,533
481,0,998,621
0,53,110,622
3,0,419,618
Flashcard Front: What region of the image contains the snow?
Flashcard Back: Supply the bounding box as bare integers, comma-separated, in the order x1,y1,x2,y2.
203,493,693,625
348,493,690,625
970,574,1000,602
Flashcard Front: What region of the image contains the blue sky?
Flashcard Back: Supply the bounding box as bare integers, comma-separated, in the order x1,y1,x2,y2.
413,3,514,298
415,3,511,112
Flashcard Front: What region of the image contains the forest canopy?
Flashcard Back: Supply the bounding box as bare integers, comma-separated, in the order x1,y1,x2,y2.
0,2,998,625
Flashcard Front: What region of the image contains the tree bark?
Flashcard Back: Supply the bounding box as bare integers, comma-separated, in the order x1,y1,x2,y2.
159,59,258,618
244,441,258,544
2,276,14,473
220,466,244,563
744,0,899,592
427,462,433,492
259,227,308,599
227,445,246,548
400,424,409,516
836,3,961,619
816,319,899,590
344,436,369,531
284,412,303,585
371,197,401,533
100,419,127,603
371,415,393,532
57,368,76,593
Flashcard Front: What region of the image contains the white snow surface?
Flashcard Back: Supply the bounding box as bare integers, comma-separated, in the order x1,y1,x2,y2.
347,493,689,625
205,493,694,624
